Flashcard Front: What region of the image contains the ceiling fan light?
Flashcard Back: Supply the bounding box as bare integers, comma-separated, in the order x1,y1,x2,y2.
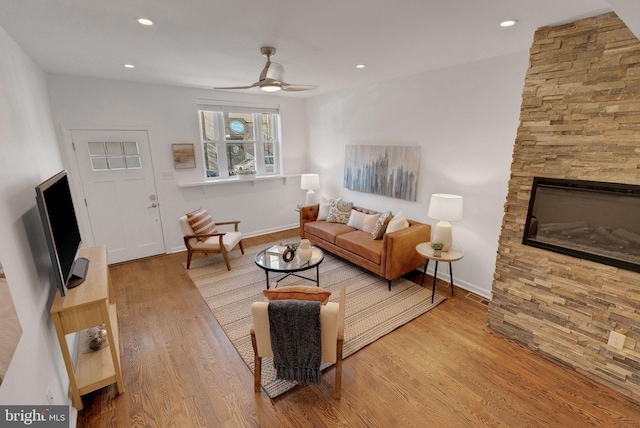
137,18,154,26
260,83,281,92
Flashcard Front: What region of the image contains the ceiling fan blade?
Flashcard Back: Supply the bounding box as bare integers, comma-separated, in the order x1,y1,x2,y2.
264,62,284,81
216,47,317,92
281,83,319,92
214,82,260,90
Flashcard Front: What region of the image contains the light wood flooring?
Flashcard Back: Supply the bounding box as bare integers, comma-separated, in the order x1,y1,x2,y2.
77,229,640,427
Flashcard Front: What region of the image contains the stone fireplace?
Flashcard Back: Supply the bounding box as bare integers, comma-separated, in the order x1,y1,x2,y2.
489,12,640,402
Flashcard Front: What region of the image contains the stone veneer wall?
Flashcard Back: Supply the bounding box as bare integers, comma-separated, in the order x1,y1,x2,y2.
489,12,640,401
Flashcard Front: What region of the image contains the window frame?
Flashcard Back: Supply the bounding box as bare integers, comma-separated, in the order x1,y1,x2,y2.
197,106,281,180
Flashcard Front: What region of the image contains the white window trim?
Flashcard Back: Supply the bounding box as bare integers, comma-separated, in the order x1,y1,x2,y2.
197,105,281,180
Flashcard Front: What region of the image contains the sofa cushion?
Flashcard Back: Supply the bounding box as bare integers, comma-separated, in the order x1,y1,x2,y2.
335,230,383,264
371,211,393,239
186,207,218,241
317,196,339,221
347,209,381,233
304,221,356,244
326,199,353,223
386,211,409,234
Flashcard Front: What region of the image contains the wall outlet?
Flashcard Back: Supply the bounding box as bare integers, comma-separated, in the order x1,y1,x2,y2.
608,331,626,350
162,172,174,180
45,387,54,405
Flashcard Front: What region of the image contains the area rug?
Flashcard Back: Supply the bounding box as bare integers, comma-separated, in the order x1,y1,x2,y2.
184,244,446,398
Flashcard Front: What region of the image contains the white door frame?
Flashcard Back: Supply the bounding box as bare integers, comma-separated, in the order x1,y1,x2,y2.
58,125,166,258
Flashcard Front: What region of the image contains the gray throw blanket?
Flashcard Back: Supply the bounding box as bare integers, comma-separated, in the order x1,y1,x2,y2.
268,300,322,385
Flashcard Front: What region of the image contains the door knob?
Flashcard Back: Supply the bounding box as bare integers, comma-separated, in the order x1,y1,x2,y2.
148,203,158,208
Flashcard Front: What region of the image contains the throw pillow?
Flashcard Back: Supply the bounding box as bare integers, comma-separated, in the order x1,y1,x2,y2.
347,210,381,233
326,199,353,224
186,207,218,241
371,211,393,239
317,196,339,221
263,285,331,305
362,212,381,233
386,211,409,234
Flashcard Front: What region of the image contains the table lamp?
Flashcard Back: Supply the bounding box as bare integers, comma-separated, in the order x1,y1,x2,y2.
301,174,320,206
427,193,463,251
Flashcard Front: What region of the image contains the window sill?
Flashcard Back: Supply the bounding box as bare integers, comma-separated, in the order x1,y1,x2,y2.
177,174,299,188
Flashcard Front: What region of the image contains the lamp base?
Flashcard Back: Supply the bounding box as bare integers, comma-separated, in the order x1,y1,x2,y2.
305,190,316,206
432,221,453,251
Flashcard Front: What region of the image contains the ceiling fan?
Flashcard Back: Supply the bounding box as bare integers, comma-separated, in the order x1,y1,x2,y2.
214,47,318,93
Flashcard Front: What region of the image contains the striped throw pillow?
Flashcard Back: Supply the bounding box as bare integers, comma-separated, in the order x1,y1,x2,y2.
186,208,218,241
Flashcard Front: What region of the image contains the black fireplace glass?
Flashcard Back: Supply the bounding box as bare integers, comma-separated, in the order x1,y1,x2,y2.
523,177,640,273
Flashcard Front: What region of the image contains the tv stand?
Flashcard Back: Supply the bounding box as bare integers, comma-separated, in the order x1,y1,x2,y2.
67,256,89,289
50,246,124,410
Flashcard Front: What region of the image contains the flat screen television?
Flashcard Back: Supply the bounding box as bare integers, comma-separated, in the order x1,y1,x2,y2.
36,171,89,297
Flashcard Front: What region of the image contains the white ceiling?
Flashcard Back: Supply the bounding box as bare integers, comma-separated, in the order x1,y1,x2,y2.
3,0,636,98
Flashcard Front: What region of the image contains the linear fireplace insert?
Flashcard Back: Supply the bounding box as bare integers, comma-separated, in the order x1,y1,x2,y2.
523,177,640,273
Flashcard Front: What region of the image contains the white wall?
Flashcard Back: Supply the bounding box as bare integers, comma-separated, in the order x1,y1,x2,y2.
0,25,75,420
46,75,310,254
305,52,530,298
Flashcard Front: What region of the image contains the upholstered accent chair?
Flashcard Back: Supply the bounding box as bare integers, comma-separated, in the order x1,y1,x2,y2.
178,215,244,270
250,285,346,399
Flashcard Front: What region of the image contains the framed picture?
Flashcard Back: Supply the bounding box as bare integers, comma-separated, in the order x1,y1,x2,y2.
344,144,421,201
172,144,196,169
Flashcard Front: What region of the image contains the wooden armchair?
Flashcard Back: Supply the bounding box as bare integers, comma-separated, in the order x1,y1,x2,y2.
178,216,244,270
250,285,346,399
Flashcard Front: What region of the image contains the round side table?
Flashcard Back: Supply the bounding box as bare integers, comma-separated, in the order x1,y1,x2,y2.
415,243,464,303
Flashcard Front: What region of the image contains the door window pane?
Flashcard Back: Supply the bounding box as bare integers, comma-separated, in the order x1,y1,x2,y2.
88,142,105,155
123,142,139,155
106,142,123,155
91,157,109,171
108,157,126,170
126,156,141,169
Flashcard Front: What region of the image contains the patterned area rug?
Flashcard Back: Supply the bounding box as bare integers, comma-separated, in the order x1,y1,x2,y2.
184,244,446,399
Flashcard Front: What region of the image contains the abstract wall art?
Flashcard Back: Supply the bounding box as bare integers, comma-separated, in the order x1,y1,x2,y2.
344,145,421,201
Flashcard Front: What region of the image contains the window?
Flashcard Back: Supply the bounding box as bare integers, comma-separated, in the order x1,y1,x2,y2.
88,141,141,171
198,105,281,179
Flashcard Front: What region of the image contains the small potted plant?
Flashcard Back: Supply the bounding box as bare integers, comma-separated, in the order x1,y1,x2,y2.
431,241,444,257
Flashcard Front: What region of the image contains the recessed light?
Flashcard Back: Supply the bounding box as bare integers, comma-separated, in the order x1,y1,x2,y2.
356,64,366,69
123,64,135,69
500,19,518,27
137,18,154,26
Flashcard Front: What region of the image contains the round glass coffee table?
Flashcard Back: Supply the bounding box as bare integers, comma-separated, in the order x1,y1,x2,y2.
254,245,324,289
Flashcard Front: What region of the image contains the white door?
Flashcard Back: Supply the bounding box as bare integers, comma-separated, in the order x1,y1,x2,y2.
70,129,165,263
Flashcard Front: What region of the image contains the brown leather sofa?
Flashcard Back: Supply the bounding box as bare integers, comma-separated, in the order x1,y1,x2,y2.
300,204,431,290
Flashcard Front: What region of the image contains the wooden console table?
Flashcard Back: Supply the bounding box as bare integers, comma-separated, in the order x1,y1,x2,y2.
50,245,124,410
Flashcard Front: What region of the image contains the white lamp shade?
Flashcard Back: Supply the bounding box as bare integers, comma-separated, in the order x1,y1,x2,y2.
427,194,463,221
300,174,320,190
427,194,463,252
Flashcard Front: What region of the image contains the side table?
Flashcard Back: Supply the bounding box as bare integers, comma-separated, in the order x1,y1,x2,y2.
415,243,464,303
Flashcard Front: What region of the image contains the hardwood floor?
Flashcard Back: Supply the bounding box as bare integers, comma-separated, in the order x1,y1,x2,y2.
77,229,640,427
